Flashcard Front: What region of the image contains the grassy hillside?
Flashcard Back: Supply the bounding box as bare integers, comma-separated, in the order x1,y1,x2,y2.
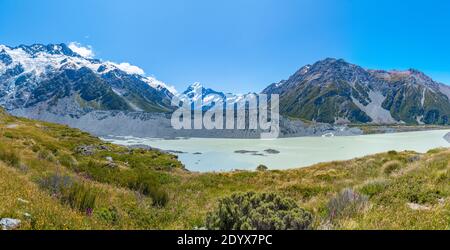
0,109,449,229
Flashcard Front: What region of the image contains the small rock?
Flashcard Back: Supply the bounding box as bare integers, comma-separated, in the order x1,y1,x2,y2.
444,132,450,143
234,150,258,154
407,155,421,163
105,156,113,162
438,198,445,205
322,132,335,137
0,218,21,230
165,150,187,154
75,145,96,156
105,162,117,168
251,153,266,156
127,144,155,150
407,203,430,211
99,145,111,151
6,124,19,129
264,149,280,154
17,198,29,204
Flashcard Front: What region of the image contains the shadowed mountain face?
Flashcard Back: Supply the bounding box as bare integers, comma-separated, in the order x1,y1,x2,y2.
0,43,175,117
263,58,450,125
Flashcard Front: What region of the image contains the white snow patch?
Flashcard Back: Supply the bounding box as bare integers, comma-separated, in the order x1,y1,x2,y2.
109,62,145,75
421,88,426,106
416,115,424,125
68,42,95,58
143,77,177,94
0,62,5,74
0,43,176,100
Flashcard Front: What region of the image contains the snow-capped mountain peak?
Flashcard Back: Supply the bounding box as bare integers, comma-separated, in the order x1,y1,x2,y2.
177,82,257,110
0,43,176,113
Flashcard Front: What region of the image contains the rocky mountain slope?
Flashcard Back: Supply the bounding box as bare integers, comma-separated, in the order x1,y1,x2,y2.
263,58,450,125
1,44,449,138
0,43,175,117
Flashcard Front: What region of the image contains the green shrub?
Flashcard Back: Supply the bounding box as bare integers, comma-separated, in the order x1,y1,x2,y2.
37,149,55,162
359,180,389,198
282,184,331,200
388,150,397,156
405,188,442,205
3,131,16,139
57,153,78,168
130,172,168,207
31,144,41,153
95,207,119,224
0,148,21,167
205,192,313,230
435,170,450,183
383,160,403,175
256,164,268,171
427,148,445,154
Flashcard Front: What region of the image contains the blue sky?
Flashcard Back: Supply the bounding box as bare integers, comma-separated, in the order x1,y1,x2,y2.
1,0,450,93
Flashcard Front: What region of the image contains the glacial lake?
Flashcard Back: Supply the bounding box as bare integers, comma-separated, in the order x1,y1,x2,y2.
103,130,450,172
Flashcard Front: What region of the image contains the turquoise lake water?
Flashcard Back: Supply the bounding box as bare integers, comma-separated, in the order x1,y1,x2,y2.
104,130,450,172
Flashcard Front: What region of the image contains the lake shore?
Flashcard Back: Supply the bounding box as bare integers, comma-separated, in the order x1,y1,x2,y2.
103,129,450,172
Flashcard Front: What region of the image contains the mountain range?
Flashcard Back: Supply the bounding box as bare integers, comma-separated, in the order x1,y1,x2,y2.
263,58,450,125
0,43,175,117
1,43,450,138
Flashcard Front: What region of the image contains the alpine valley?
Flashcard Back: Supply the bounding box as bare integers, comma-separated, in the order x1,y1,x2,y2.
0,43,450,231
1,43,450,138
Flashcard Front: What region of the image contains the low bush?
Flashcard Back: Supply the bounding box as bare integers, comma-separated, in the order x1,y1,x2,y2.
129,171,169,207
382,160,403,175
359,180,389,198
205,192,313,230
0,147,21,168
256,164,268,171
282,184,331,200
403,185,443,205
327,188,368,221
95,207,119,224
387,150,397,156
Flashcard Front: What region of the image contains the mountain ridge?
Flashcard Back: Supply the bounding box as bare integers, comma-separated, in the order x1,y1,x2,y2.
0,43,175,115
263,58,450,125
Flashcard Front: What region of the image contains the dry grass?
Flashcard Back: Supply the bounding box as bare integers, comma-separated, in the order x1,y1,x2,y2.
0,109,449,229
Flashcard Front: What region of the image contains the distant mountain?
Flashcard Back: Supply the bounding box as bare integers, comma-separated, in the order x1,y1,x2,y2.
0,43,175,117
177,82,257,111
263,58,450,125
2,44,449,139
